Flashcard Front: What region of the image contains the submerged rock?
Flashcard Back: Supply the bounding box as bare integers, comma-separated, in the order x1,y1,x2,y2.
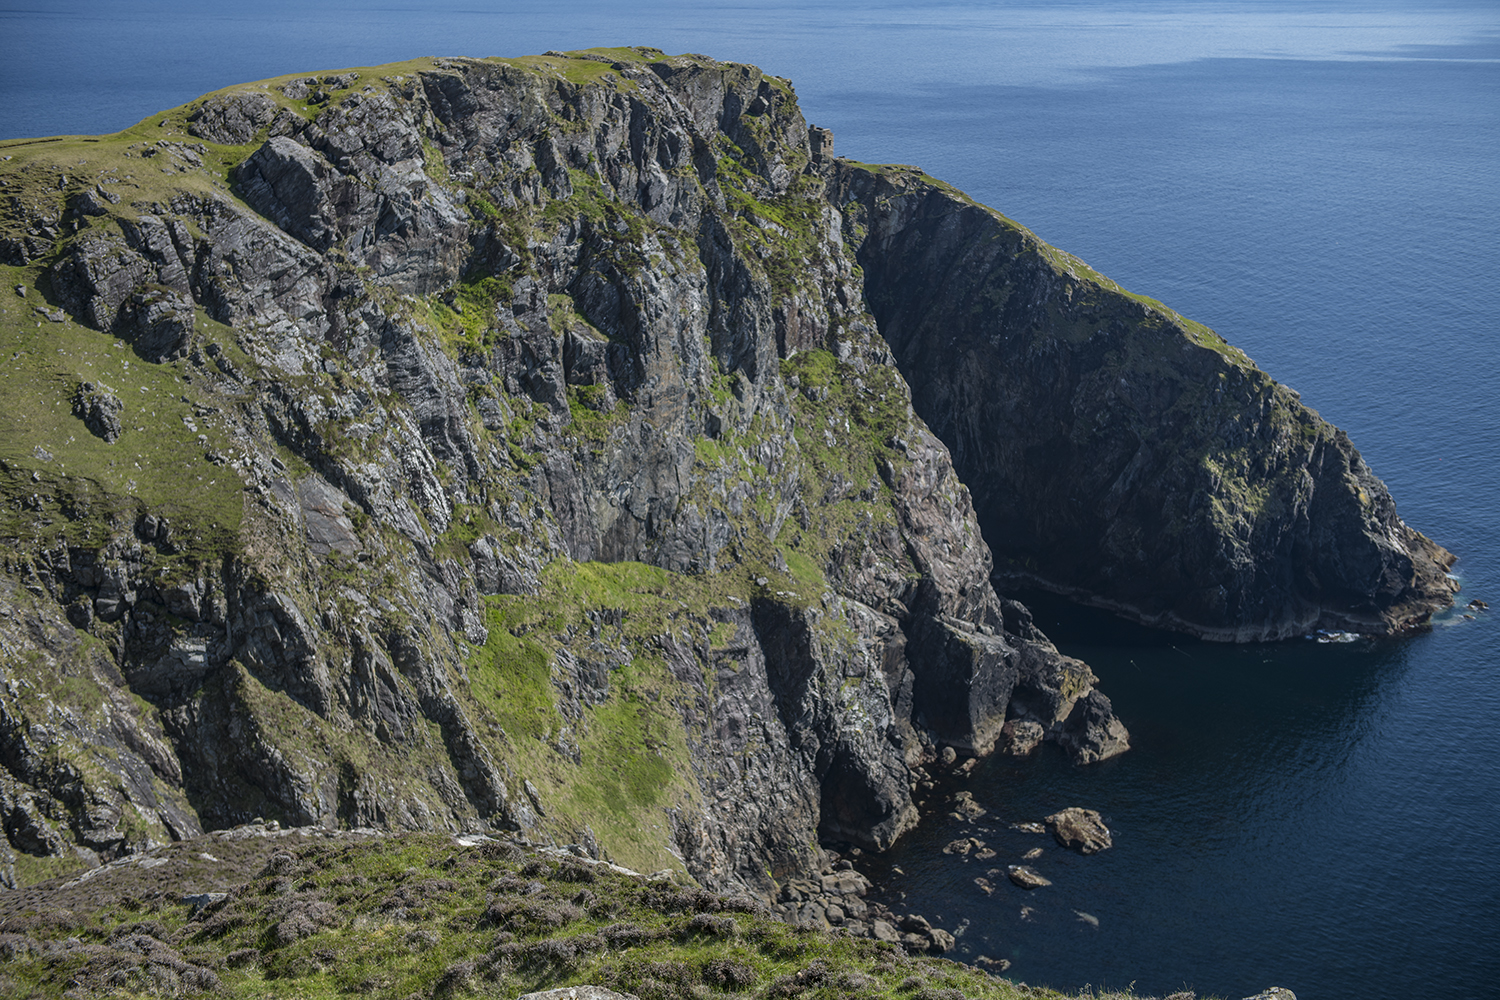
1006,865,1051,889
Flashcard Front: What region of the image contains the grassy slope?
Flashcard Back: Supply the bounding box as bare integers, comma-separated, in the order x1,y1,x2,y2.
0,830,1173,1000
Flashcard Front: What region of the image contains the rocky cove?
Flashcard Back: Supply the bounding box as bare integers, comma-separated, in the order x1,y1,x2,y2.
0,46,1455,996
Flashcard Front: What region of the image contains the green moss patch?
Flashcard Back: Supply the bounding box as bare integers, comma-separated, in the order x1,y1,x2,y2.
460,556,833,875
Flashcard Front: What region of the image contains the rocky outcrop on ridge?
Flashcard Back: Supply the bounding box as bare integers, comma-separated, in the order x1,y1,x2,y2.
0,47,1451,898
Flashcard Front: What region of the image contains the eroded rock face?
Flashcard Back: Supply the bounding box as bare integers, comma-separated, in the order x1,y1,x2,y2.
0,46,1445,898
834,164,1457,641
188,92,279,144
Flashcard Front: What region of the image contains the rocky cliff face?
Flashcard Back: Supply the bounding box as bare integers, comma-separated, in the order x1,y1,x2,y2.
832,166,1457,641
0,47,1447,894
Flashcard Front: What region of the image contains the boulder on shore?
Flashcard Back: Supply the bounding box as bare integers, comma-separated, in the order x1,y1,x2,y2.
1001,719,1044,756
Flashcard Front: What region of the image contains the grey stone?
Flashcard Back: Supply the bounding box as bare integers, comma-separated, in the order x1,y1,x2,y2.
72,382,123,442
519,989,641,1000
1047,807,1113,854
189,92,278,144
181,892,228,909
1001,718,1044,755
116,286,196,362
280,78,314,100
299,478,361,557
898,913,931,933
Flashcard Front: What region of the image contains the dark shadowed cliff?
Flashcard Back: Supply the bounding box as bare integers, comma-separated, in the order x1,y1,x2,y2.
0,48,1450,899
831,165,1456,641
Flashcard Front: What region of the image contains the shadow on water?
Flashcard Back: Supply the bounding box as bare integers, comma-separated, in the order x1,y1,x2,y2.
859,591,1423,999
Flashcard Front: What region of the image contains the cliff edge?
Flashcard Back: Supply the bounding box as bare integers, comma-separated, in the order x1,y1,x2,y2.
0,50,1125,895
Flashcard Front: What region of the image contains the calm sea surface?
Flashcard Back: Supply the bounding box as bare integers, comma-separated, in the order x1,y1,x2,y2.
3,2,1497,997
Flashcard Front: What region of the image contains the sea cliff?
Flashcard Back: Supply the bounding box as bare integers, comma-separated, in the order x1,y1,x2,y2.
0,46,1452,915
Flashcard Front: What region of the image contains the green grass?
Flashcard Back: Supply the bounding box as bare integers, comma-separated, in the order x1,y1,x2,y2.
567,383,626,448
503,51,645,90
575,696,676,816
0,830,1187,1000
0,267,243,566
461,559,703,874
456,555,849,875
470,598,564,743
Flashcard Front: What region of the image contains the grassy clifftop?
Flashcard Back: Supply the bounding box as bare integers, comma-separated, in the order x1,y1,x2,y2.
0,827,1194,1000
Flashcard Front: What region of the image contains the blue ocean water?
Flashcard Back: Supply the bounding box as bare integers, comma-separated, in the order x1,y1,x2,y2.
2,3,1497,997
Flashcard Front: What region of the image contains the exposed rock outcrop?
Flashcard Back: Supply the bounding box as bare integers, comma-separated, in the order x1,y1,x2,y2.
1046,807,1113,854
71,381,123,442
0,46,1450,901
1006,865,1052,889
834,164,1457,641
